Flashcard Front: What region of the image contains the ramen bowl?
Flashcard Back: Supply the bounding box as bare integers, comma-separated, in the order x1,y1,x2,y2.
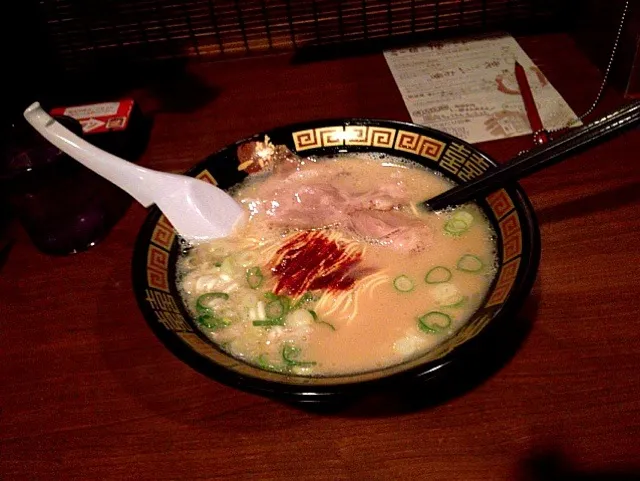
132,119,540,403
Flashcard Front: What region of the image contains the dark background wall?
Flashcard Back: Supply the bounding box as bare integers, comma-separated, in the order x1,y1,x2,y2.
572,0,639,97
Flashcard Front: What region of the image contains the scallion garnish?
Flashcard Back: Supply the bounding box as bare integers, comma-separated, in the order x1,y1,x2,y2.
452,210,474,226
266,299,286,319
292,291,318,310
195,292,232,329
257,354,269,369
393,275,415,293
444,218,470,236
197,313,231,330
307,309,335,330
253,319,285,327
418,311,452,334
257,354,284,372
425,266,452,284
196,292,229,313
456,254,484,273
440,296,467,308
282,344,317,367
246,266,264,289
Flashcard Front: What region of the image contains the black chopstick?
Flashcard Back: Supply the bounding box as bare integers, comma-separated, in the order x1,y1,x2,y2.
424,101,640,211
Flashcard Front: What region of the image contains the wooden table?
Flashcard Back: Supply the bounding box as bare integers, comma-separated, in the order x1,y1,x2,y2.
2,34,639,480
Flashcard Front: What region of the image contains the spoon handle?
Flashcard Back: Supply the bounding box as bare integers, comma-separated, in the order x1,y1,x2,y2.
23,102,159,207
424,101,640,211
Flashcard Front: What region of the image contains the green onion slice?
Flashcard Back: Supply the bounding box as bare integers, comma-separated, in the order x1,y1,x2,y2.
292,291,318,310
306,309,335,330
257,354,283,372
418,311,452,334
282,344,316,367
197,313,231,330
246,266,264,289
257,354,269,369
196,292,230,313
318,321,336,331
441,296,467,308
253,319,285,327
444,218,470,236
196,292,231,330
264,292,291,311
452,210,474,226
393,275,415,293
456,254,484,273
425,266,452,284
266,299,286,319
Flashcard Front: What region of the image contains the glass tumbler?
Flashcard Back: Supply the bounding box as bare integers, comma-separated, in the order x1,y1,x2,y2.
0,115,132,255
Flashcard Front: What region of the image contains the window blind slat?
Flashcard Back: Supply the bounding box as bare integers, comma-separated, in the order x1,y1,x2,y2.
36,0,560,70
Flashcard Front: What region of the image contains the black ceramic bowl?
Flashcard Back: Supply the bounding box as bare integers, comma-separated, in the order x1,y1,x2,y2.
132,119,540,403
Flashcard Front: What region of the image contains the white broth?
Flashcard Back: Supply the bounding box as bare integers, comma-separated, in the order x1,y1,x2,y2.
177,152,497,376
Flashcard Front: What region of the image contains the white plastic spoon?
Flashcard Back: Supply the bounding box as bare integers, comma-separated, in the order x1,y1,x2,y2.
23,102,245,243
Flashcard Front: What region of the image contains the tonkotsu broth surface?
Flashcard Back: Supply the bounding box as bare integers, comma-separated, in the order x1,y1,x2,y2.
177,153,497,376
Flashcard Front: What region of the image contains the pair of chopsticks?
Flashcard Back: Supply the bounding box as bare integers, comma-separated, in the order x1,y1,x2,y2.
424,100,640,211
424,60,640,211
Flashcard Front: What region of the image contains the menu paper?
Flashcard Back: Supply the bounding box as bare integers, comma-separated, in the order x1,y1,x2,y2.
384,34,581,144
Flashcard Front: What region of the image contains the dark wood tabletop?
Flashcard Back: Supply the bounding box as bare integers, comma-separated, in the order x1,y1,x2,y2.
1,33,639,481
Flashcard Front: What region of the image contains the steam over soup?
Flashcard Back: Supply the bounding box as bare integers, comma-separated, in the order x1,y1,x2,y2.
178,141,497,376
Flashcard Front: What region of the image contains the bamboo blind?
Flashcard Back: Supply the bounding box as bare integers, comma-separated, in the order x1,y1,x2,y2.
38,0,561,71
